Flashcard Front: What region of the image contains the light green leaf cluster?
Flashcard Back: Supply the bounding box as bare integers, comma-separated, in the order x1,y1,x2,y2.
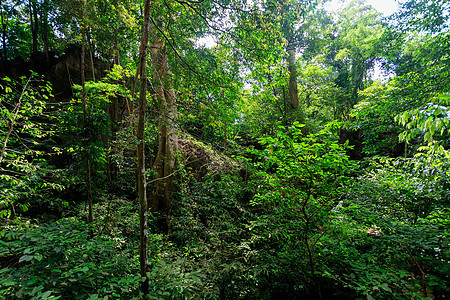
396,96,450,146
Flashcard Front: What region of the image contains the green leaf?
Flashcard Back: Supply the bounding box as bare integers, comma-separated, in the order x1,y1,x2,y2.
3,277,17,286
34,253,43,261
380,283,392,292
19,254,34,262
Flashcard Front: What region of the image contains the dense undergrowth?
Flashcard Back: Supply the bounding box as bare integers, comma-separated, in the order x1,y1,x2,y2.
1,0,450,298
1,124,448,299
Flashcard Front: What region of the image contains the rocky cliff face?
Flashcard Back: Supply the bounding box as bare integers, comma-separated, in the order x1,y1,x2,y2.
1,45,110,99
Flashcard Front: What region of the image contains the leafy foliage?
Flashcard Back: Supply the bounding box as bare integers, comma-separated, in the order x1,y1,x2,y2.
0,75,65,219
396,96,450,147
335,154,450,298
1,0,450,299
248,123,356,297
0,218,142,299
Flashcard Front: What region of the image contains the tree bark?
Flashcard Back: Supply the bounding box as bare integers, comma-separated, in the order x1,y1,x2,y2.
149,21,178,220
81,0,93,224
281,4,306,129
137,0,151,294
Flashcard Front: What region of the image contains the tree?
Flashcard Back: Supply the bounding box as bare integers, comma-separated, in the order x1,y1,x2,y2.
377,0,450,152
136,0,150,294
0,75,62,218
253,123,355,298
85,0,140,66
149,4,178,219
393,0,450,33
229,0,318,136
279,0,313,112
0,0,8,60
325,0,384,119
80,0,93,224
0,0,56,59
29,0,38,54
147,0,247,215
297,57,339,127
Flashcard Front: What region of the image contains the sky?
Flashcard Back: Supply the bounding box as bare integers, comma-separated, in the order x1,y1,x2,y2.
197,0,400,47
326,0,399,16
367,0,399,16
198,0,400,82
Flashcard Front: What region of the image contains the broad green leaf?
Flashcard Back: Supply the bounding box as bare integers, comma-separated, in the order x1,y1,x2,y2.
19,254,34,262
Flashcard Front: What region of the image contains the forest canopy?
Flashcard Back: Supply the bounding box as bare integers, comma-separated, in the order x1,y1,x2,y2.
0,0,449,299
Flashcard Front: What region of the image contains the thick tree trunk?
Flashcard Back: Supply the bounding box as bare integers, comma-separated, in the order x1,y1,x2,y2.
81,0,93,224
282,5,306,129
40,0,49,61
137,0,151,295
149,23,178,223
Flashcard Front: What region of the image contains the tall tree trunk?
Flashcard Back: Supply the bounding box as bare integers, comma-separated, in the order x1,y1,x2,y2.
29,0,38,55
90,49,95,81
81,0,93,224
0,0,7,61
86,30,96,81
287,41,307,132
149,22,178,222
281,4,306,129
281,4,299,111
40,0,49,61
137,0,151,295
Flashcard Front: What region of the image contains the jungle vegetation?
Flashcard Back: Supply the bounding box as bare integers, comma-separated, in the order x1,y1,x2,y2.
0,0,449,299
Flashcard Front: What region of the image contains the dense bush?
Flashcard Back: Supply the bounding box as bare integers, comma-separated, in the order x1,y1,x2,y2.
331,152,450,299
0,218,142,299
